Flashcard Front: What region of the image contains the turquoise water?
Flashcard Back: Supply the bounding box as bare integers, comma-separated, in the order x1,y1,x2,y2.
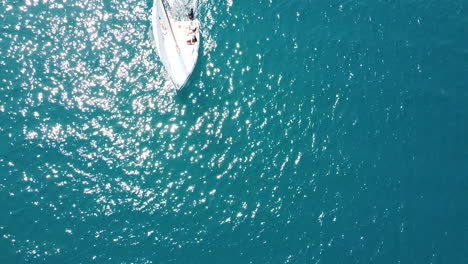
1,0,467,262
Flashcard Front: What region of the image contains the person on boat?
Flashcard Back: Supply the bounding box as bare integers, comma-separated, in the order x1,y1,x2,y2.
186,20,198,45
187,30,197,45
188,8,194,20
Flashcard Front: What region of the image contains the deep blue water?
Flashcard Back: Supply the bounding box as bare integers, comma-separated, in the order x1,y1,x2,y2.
1,0,467,263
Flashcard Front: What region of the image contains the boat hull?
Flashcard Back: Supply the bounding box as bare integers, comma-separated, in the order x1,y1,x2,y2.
152,1,200,90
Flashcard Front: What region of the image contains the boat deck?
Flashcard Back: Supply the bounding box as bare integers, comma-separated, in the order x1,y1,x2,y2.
172,20,200,80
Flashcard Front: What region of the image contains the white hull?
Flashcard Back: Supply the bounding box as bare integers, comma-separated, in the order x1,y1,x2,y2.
152,0,200,90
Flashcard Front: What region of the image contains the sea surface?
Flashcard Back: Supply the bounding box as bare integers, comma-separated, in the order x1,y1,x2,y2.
1,0,467,263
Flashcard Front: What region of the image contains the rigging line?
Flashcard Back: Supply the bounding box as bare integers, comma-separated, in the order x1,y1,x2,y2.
160,0,180,53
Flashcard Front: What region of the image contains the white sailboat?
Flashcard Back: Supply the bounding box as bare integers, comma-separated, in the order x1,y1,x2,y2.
152,0,200,90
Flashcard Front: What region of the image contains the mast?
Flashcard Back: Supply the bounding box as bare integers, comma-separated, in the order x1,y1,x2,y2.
160,0,180,52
